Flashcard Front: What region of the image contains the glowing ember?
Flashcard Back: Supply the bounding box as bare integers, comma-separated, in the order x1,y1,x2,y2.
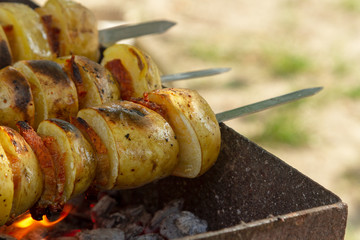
13,216,34,229
9,204,72,239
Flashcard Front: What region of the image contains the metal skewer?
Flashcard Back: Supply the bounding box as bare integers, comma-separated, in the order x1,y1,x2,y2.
215,87,323,123
99,20,176,47
161,68,231,82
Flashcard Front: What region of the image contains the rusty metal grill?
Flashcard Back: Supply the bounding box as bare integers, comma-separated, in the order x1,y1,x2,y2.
120,123,347,240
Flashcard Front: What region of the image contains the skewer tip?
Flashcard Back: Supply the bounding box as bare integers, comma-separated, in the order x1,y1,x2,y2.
157,20,177,32
215,86,324,123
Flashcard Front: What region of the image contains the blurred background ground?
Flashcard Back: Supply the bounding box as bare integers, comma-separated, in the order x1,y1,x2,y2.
36,0,360,238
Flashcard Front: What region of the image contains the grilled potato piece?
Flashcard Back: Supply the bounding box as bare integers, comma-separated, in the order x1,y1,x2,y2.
77,100,179,190
0,143,13,225
37,119,96,203
14,60,78,128
0,126,43,219
147,88,221,178
36,0,99,61
101,44,162,100
0,66,35,129
56,55,121,109
0,3,53,61
0,26,12,68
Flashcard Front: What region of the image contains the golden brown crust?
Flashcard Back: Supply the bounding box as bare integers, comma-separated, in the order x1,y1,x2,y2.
26,60,78,119
14,60,78,128
0,66,35,129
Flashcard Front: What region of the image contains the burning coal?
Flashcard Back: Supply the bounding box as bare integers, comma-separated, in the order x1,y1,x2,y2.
0,192,208,240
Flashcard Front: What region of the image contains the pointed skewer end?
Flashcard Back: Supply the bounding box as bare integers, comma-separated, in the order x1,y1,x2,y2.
161,67,231,82
158,20,177,33
215,86,324,123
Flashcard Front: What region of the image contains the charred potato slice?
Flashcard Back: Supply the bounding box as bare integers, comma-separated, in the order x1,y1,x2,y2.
36,0,99,61
0,66,35,129
0,126,43,219
37,119,96,203
147,88,221,178
0,143,13,225
14,60,78,128
0,26,12,68
76,107,117,190
0,3,53,61
56,55,121,109
101,44,162,100
77,100,179,189
70,116,110,190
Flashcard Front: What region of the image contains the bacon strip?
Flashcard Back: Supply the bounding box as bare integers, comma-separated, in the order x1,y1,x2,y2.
70,116,107,154
130,95,167,119
105,59,134,100
40,15,60,56
70,117,109,187
42,136,66,205
65,55,87,99
16,121,61,219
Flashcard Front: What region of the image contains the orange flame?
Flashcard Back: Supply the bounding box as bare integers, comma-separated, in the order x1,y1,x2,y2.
10,205,72,239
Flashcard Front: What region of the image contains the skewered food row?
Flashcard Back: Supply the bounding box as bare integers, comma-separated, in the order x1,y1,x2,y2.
0,42,218,182
0,43,162,130
0,0,99,66
0,87,221,226
0,0,220,227
0,24,220,223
